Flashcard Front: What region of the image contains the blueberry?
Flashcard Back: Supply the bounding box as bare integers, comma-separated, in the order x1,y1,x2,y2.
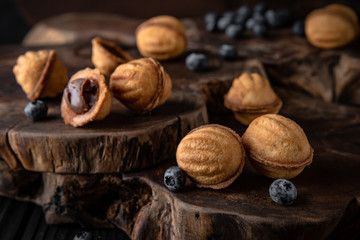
205,20,217,32
24,100,48,121
217,16,233,32
185,53,208,72
73,231,92,240
237,5,252,20
204,11,220,32
164,166,186,192
254,2,268,15
252,11,265,19
204,11,220,24
292,20,305,37
265,9,292,28
265,10,280,28
245,18,256,31
232,14,244,25
246,15,267,31
223,10,236,20
225,24,244,39
269,179,297,206
252,24,268,37
218,44,237,60
253,14,267,25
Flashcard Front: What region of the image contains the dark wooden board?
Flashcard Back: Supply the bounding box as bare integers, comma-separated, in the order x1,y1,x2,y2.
0,16,360,240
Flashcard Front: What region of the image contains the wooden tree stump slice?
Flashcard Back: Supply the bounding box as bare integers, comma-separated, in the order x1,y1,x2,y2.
2,91,208,173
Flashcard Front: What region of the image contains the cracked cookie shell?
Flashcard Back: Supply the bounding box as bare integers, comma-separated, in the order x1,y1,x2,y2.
61,68,112,127
242,114,313,179
176,124,245,189
224,73,282,125
91,37,133,77
109,57,172,114
136,15,187,60
305,4,359,49
13,50,68,100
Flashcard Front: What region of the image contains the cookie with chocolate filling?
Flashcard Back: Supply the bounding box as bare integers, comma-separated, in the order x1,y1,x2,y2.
61,68,112,127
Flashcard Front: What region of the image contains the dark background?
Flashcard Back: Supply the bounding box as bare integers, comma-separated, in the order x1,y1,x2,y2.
0,0,29,45
1,0,359,45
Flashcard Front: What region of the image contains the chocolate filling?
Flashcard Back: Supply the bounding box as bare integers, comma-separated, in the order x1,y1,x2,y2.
65,78,99,114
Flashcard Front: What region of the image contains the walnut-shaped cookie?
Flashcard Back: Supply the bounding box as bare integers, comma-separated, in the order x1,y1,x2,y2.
61,68,112,127
242,114,314,179
136,15,187,60
305,4,359,49
224,73,282,125
176,124,245,189
13,49,68,100
110,57,172,114
91,37,133,77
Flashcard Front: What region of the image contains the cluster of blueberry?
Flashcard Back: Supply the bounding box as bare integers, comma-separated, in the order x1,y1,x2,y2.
185,3,306,72
164,166,298,206
204,2,305,38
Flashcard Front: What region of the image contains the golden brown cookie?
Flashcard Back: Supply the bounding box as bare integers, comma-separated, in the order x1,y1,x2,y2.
176,124,246,189
136,15,187,60
305,4,359,49
109,57,172,114
61,68,112,127
242,114,313,179
224,73,282,125
13,49,68,100
91,37,133,77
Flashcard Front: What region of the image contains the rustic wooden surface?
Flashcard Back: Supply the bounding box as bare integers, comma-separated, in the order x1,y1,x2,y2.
0,15,360,240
